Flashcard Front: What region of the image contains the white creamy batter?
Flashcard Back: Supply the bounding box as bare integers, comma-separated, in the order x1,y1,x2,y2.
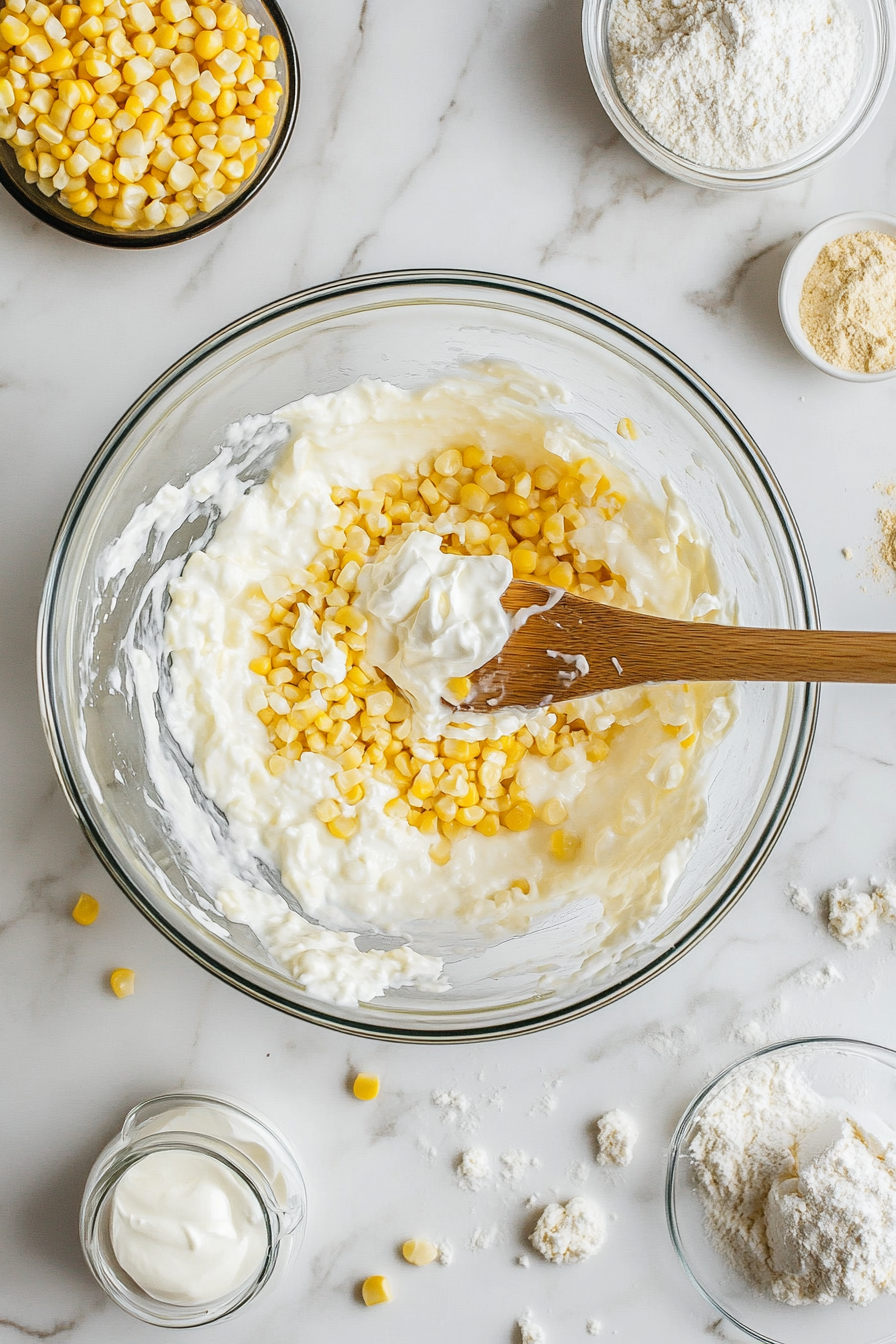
156,367,735,1007
111,1149,268,1306
355,530,512,738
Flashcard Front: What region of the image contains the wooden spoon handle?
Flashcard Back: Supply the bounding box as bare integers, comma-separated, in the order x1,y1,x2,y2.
588,610,896,685
466,582,896,710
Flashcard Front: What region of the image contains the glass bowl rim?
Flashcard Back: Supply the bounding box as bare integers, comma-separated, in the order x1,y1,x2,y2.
582,0,896,192
36,267,820,1042
665,1035,896,1343
0,0,300,249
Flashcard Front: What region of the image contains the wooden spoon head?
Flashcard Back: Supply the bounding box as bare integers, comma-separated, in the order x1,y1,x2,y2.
461,579,641,712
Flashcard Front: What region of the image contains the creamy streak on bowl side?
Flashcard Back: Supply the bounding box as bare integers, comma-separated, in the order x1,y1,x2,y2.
158,366,737,1006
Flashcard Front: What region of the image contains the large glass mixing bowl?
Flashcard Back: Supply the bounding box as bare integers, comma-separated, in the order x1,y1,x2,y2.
37,271,818,1041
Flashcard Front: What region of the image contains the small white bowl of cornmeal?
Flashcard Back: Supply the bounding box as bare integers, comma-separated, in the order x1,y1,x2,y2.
779,211,896,382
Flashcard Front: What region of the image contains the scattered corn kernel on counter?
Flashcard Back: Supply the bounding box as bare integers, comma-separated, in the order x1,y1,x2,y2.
139,364,739,1008
0,0,283,230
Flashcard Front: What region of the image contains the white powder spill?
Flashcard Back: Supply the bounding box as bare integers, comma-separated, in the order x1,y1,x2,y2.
456,1148,491,1192
787,883,814,916
517,1308,546,1344
501,1150,541,1185
594,1110,638,1167
469,1225,499,1252
432,1089,479,1132
795,962,843,990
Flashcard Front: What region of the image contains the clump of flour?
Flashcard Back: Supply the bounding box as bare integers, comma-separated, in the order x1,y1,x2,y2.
530,1197,606,1264
456,1148,490,1192
827,879,896,947
690,1056,896,1304
609,0,861,170
517,1309,545,1344
594,1110,638,1167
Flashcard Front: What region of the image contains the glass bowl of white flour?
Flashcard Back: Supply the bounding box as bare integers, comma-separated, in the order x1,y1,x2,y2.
668,1038,896,1342
583,0,895,191
38,271,817,1041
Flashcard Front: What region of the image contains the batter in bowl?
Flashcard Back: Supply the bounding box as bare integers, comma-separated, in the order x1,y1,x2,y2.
162,365,736,1005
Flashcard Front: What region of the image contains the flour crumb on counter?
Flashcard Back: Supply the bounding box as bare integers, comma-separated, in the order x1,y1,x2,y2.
530,1197,606,1264
795,961,843,990
517,1254,531,1268
469,1225,499,1252
436,1241,454,1266
432,1089,478,1131
501,1150,541,1184
586,1321,602,1337
456,1148,491,1192
416,1138,438,1164
518,1308,546,1344
569,1160,591,1184
787,883,814,916
594,1110,638,1167
828,880,878,946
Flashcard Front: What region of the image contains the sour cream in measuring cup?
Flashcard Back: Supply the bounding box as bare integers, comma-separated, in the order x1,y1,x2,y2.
80,1092,306,1327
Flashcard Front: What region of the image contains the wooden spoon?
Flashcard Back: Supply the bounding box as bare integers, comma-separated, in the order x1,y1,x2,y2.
461,579,896,712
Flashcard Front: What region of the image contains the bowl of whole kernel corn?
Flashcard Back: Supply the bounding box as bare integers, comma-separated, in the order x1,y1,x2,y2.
0,0,298,244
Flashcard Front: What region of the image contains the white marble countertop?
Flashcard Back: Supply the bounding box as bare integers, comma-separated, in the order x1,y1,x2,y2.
3,2,896,1341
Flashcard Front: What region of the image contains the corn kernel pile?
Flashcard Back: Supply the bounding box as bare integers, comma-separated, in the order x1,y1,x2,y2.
0,0,282,229
249,446,637,865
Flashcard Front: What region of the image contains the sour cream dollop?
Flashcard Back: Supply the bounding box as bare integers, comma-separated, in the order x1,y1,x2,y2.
110,1149,268,1306
355,530,512,737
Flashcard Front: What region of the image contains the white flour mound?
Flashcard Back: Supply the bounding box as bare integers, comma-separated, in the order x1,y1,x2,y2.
609,0,861,170
595,1109,638,1167
826,878,896,947
501,1149,541,1184
690,1057,896,1305
517,1309,545,1344
456,1148,491,1192
530,1197,606,1264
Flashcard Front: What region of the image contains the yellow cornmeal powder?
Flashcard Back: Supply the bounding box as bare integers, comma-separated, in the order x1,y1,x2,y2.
799,231,896,373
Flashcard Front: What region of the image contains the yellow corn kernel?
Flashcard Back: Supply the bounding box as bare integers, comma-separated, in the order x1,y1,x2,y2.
539,797,568,827
504,493,530,517
549,828,581,861
475,813,500,837
511,546,537,575
504,801,534,832
617,417,638,440
429,837,452,866
313,797,340,824
72,892,100,925
70,101,95,129
445,676,471,703
548,562,574,589
457,805,486,826
585,737,610,763
110,967,135,998
680,733,697,749
459,482,489,513
193,21,223,54
333,604,367,634
542,512,565,545
441,739,476,762
261,33,280,59
533,465,560,490
327,814,358,840
384,795,410,821
402,1238,437,1266
353,1071,380,1100
0,14,30,44
458,444,484,468
361,1275,392,1307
